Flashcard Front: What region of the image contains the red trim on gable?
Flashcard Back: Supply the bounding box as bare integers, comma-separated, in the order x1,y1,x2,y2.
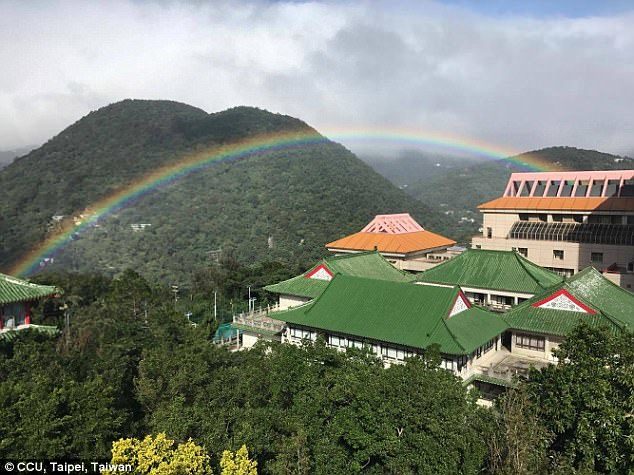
532,288,597,315
304,264,334,279
447,290,472,318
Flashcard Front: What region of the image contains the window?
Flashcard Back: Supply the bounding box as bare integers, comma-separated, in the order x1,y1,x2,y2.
560,180,574,197
546,180,561,197
456,355,468,371
591,252,603,263
509,221,634,246
553,250,564,260
520,181,533,197
487,227,492,238
517,248,528,257
533,180,547,196
628,262,634,272
515,333,545,351
622,179,634,197
574,180,589,197
606,179,620,196
512,181,522,196
590,180,604,197
628,216,634,225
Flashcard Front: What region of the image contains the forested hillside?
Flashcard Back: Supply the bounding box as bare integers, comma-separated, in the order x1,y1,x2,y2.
404,147,634,240
0,100,447,283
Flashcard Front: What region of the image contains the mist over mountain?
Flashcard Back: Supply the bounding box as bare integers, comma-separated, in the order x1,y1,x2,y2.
0,100,447,283
0,146,34,169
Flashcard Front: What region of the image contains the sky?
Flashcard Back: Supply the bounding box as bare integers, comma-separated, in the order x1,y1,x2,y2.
1,0,634,157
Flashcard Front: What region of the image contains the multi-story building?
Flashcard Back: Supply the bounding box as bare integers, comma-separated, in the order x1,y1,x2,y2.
472,170,634,289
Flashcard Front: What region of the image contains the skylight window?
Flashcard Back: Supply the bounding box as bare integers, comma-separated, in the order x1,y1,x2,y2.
589,180,604,197
533,180,547,196
520,181,534,197
574,180,589,197
560,180,574,197
546,180,561,197
606,179,620,196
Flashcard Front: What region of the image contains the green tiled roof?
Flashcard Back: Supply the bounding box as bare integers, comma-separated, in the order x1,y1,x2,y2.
415,249,563,294
0,325,59,342
264,251,414,299
274,275,507,355
504,267,634,336
0,273,60,306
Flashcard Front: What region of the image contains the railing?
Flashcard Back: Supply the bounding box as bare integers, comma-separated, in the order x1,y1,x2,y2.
233,303,285,333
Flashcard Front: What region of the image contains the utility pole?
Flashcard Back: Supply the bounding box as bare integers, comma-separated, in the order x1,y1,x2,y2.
213,291,217,322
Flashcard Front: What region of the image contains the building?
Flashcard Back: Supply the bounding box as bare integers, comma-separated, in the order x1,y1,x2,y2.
472,170,634,289
503,267,634,362
415,249,563,311
264,250,414,310
0,272,61,334
325,213,458,271
277,275,508,381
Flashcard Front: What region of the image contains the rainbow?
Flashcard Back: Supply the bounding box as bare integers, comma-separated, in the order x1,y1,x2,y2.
8,127,556,277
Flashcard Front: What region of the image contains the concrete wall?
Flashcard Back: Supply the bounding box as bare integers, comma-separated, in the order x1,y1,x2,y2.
510,331,561,362
279,294,311,310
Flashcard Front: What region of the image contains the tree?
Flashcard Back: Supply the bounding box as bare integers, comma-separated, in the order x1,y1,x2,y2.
525,325,634,473
487,387,549,475
220,445,257,475
108,433,212,475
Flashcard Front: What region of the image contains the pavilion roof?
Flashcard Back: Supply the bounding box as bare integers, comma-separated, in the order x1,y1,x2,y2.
264,251,414,299
275,275,507,355
503,267,634,336
0,272,61,306
415,249,563,294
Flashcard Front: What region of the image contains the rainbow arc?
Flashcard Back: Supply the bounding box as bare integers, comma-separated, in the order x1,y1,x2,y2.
8,128,556,277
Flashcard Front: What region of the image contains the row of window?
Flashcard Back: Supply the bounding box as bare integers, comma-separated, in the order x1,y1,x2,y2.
516,214,634,225
291,328,499,373
515,246,606,264
510,178,634,198
509,221,634,246
515,333,545,351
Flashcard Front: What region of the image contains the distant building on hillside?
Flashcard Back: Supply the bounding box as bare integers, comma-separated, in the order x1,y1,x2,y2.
325,213,459,271
0,272,61,334
472,170,634,289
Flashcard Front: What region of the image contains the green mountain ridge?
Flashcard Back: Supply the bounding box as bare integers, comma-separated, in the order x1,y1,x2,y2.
0,100,446,282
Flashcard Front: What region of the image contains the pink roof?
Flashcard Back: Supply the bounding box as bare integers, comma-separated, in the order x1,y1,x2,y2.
361,213,424,234
501,170,634,198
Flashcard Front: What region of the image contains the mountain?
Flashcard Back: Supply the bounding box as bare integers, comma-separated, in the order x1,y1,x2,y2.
0,100,448,282
360,150,486,188
0,146,34,169
405,147,634,241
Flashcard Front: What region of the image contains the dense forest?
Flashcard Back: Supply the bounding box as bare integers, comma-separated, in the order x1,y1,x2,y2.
1,270,631,474
0,100,446,284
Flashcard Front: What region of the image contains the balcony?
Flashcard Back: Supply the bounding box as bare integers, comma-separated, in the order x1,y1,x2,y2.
232,304,285,335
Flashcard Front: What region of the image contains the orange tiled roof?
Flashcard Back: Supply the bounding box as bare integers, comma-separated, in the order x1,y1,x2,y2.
326,230,456,254
478,197,634,212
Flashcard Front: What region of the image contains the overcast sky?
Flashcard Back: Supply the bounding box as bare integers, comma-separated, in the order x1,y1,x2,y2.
1,0,633,157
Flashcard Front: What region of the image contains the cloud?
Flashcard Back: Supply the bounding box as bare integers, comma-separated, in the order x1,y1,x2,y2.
0,0,633,156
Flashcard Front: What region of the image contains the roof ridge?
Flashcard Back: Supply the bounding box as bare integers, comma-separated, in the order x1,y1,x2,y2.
303,273,343,314
427,287,467,353
325,250,379,262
